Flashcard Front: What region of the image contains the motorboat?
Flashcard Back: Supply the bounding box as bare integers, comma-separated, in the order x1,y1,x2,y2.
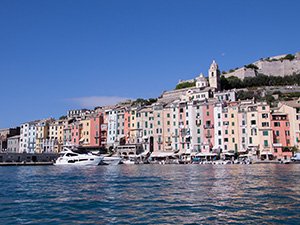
54,147,103,166
101,155,122,165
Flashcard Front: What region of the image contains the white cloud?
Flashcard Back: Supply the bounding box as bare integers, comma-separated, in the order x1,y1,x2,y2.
69,96,131,108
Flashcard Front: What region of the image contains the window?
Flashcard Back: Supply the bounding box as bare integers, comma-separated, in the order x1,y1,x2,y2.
274,122,280,127
197,137,201,143
231,114,234,118
197,129,200,134
264,140,268,147
262,113,268,119
249,137,252,144
263,131,268,136
251,120,256,125
262,122,269,127
232,130,234,134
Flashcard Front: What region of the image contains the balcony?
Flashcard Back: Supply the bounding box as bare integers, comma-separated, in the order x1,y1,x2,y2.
205,134,212,138
203,125,214,129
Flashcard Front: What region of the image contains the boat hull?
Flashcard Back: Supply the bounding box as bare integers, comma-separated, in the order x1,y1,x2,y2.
54,156,102,166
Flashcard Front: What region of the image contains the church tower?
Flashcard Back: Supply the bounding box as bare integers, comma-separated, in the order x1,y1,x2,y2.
208,60,220,91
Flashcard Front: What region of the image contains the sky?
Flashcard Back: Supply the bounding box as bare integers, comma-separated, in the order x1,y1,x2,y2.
0,0,300,128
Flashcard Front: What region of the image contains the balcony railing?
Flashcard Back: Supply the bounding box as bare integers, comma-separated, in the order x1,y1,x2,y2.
203,125,214,129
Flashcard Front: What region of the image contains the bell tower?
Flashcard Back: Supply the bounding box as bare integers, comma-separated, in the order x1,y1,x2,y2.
208,60,220,91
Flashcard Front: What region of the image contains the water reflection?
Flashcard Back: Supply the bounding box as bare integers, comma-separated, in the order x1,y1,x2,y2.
0,164,299,224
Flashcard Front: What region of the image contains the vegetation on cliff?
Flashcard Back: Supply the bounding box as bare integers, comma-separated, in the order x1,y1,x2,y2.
175,81,196,90
221,73,300,90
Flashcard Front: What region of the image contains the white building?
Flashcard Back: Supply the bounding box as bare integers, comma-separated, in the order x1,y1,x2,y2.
106,108,118,147
19,121,38,153
214,102,224,151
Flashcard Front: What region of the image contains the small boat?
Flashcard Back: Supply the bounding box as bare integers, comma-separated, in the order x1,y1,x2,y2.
54,147,103,166
101,156,121,165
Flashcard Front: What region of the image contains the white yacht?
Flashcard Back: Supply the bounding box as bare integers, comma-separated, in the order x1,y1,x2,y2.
55,147,103,166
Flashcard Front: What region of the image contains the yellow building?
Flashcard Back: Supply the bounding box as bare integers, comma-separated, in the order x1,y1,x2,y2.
80,119,91,146
49,120,65,152
35,119,53,153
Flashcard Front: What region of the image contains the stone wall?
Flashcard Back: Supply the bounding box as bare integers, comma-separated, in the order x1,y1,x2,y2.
224,52,300,80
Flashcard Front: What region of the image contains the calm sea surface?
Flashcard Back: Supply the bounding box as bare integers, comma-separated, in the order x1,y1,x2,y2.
0,164,300,224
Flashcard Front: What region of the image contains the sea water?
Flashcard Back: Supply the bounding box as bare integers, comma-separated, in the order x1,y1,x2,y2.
0,164,300,224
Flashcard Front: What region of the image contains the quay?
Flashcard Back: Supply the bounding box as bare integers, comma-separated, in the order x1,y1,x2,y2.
0,162,53,166
0,153,58,166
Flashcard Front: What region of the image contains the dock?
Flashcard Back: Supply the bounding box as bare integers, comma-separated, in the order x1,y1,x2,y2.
0,162,54,166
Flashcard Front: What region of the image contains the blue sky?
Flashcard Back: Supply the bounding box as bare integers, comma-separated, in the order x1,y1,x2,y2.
0,0,299,128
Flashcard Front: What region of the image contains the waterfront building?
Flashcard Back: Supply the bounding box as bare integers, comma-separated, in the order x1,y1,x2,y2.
35,118,54,153
49,120,64,152
162,104,173,151
257,102,273,155
7,135,20,153
19,121,38,153
89,112,103,147
271,112,293,160
79,119,91,146
213,102,224,152
70,121,81,147
153,103,164,151
106,107,118,148
201,100,216,153
127,107,139,145
278,98,300,149
136,106,153,151
115,107,126,146
245,103,260,155
226,102,240,153
0,127,20,152
63,120,73,146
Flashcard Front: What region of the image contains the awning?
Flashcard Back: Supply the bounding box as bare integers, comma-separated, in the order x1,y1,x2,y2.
151,151,175,158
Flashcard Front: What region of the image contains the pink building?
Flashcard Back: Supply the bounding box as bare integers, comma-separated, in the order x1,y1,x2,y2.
70,122,81,146
271,112,293,160
124,111,130,144
89,113,103,147
202,101,215,153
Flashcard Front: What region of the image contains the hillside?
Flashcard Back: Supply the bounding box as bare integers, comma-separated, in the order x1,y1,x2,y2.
224,52,300,79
